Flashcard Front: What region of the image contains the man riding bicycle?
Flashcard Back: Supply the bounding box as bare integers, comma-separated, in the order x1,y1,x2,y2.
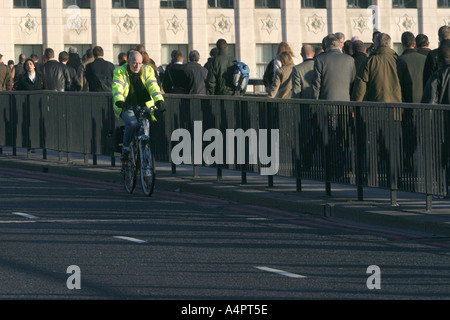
112,50,165,161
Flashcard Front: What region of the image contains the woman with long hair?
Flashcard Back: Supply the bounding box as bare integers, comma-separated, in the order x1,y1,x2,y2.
268,51,295,99
14,58,46,90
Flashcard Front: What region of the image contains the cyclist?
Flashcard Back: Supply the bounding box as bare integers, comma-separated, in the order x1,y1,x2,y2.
112,50,166,161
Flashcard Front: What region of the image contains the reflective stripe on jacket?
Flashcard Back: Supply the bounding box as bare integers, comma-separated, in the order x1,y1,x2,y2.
112,64,164,119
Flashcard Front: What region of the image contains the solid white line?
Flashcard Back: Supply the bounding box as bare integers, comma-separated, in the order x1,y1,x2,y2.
12,212,38,219
113,236,147,244
255,266,307,278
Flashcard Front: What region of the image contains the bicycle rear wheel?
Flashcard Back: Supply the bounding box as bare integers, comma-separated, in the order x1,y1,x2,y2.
123,160,137,194
140,140,156,196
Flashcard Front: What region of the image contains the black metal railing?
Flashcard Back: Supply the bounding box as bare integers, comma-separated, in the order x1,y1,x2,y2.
1,91,449,210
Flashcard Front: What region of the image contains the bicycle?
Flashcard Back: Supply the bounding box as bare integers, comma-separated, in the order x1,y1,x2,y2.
121,105,156,196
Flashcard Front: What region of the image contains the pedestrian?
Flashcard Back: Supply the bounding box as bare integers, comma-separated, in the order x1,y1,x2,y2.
352,40,368,76
7,60,14,72
366,30,381,56
352,33,402,102
415,34,431,56
85,46,115,92
0,53,13,91
185,50,208,94
203,47,218,72
77,48,94,92
13,58,46,91
421,39,450,104
67,47,82,72
12,53,26,85
335,32,346,51
30,53,41,71
206,38,238,96
291,44,315,99
271,42,301,89
397,31,427,103
118,52,127,66
343,40,354,56
59,51,81,91
268,51,294,99
312,34,356,101
423,25,450,87
162,50,190,94
41,48,71,91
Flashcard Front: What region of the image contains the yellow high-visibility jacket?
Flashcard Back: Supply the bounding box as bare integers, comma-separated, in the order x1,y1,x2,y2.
112,64,164,120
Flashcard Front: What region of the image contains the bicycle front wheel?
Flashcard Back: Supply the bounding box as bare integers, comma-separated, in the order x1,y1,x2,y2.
123,160,137,194
139,140,156,196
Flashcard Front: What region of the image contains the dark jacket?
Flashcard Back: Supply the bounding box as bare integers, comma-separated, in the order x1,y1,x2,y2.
85,57,115,92
12,63,24,85
14,71,46,90
66,64,81,91
41,60,71,91
206,49,237,96
0,62,13,91
186,61,208,94
421,61,450,104
312,49,356,101
397,48,427,103
291,59,315,99
423,48,440,88
352,46,402,102
352,51,368,76
263,58,275,89
162,63,190,94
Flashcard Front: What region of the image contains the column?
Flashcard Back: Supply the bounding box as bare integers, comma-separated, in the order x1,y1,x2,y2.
236,0,256,77
188,0,209,65
419,0,439,48
0,1,13,60
92,0,113,61
328,0,347,35
42,0,64,52
142,0,161,64
282,0,301,58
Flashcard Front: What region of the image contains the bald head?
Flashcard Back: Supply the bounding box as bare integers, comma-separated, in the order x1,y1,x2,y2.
128,51,143,73
301,44,315,60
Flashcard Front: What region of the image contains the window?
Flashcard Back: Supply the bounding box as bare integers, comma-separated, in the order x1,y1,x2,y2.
301,0,326,8
63,0,90,8
256,44,278,91
438,0,450,7
65,44,92,58
255,0,280,8
392,0,417,8
13,0,41,8
112,0,139,9
208,43,236,58
15,45,43,63
113,44,136,66
347,0,373,8
208,0,233,8
160,0,187,8
161,44,189,69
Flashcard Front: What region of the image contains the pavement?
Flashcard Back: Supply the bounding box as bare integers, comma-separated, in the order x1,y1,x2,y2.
1,147,450,237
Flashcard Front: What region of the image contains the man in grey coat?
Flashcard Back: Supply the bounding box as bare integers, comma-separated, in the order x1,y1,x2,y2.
291,44,315,99
312,34,356,101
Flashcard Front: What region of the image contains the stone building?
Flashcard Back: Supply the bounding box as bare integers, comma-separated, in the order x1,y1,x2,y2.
1,0,450,79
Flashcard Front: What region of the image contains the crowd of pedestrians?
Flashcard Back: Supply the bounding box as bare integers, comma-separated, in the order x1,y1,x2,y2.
1,27,450,105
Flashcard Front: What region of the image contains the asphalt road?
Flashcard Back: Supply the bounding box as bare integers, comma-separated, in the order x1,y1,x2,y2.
1,167,450,305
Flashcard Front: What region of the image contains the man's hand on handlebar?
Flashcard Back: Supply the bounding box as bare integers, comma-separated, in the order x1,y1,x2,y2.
116,101,133,111
155,100,166,113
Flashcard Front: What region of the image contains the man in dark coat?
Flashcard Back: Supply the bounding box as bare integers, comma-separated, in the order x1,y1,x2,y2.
415,34,431,57
421,39,450,104
59,51,81,91
352,40,368,76
312,34,356,101
85,46,115,92
397,32,426,103
186,50,208,94
162,50,190,94
41,48,71,91
423,25,450,87
0,53,13,91
352,33,402,102
206,39,238,96
291,44,315,99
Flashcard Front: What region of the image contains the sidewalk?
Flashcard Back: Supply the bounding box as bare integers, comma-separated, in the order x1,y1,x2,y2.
1,147,450,236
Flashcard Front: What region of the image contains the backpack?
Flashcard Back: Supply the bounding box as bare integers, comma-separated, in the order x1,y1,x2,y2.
233,59,250,94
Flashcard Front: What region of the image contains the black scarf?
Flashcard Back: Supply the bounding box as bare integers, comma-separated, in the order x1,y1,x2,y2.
125,65,151,107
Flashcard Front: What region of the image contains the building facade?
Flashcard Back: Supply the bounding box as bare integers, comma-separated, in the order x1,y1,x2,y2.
1,0,450,79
